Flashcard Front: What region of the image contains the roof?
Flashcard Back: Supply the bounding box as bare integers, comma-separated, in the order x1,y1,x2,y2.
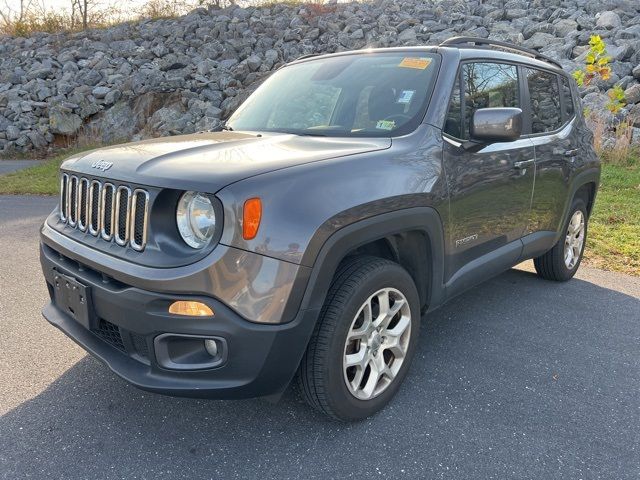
291,37,566,74
439,37,563,69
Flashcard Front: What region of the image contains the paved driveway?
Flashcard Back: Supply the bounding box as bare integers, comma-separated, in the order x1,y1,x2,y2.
1,195,639,479
0,160,43,175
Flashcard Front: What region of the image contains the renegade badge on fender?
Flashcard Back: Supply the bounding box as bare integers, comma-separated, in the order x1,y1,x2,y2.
40,38,600,421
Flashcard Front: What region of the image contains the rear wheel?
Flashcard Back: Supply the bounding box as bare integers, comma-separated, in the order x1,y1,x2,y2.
534,198,588,281
298,256,420,421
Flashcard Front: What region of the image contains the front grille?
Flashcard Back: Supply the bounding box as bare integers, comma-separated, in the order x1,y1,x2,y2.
60,174,149,251
93,319,126,352
131,333,150,360
92,320,150,364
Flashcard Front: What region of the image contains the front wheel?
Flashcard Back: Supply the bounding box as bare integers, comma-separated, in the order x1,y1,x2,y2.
534,198,588,281
298,256,420,421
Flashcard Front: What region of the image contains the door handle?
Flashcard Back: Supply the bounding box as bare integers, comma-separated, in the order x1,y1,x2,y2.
564,148,578,157
514,159,535,169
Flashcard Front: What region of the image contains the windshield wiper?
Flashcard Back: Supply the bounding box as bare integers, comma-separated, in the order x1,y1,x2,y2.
296,132,328,137
273,129,329,137
210,121,233,132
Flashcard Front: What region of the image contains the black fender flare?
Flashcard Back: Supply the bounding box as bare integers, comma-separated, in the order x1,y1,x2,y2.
281,206,446,324
552,166,601,243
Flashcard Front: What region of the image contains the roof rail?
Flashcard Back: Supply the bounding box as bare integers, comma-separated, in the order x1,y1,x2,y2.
439,36,563,69
295,53,319,61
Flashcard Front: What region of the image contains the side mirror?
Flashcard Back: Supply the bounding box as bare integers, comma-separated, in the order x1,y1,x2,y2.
470,107,523,143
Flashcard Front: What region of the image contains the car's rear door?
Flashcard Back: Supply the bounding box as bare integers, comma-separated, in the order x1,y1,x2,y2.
441,61,536,293
522,68,578,238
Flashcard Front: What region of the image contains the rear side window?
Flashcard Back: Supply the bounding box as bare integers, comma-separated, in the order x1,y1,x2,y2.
560,76,575,120
526,68,562,133
444,62,519,140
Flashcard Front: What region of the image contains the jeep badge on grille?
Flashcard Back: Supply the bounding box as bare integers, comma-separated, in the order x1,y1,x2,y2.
91,160,113,171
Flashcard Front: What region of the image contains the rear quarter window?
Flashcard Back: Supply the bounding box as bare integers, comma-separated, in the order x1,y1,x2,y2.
526,68,562,133
560,76,575,120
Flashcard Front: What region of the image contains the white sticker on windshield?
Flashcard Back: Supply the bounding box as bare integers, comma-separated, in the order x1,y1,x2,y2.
376,120,396,130
397,90,415,104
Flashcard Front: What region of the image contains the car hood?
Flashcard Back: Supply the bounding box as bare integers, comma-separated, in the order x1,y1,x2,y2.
61,132,391,192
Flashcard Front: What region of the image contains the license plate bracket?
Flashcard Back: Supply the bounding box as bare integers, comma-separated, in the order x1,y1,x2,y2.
52,270,94,330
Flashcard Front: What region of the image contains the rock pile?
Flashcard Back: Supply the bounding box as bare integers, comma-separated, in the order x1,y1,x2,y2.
1,0,639,153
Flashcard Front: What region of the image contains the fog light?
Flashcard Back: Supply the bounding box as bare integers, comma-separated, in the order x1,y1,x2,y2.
154,334,227,370
204,339,218,357
169,301,214,317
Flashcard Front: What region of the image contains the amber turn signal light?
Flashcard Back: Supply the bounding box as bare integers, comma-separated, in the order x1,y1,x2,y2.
168,301,214,317
243,197,262,240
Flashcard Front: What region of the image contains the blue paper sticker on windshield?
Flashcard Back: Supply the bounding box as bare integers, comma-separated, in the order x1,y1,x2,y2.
397,90,415,104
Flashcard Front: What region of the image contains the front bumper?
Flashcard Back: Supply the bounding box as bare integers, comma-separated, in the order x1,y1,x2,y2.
40,242,319,399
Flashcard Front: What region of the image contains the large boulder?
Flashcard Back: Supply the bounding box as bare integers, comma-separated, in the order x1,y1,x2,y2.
595,11,622,29
624,84,640,105
90,101,138,143
49,107,82,136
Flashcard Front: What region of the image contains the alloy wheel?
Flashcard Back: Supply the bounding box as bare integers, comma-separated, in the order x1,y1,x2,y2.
564,210,585,269
342,288,412,400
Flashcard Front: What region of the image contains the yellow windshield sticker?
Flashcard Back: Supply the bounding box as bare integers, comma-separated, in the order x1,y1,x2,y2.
376,120,396,130
398,57,431,70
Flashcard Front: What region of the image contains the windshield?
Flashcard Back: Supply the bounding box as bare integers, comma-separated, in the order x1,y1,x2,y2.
226,52,440,137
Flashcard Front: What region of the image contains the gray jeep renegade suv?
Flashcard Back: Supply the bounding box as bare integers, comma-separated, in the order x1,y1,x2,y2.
40,38,600,421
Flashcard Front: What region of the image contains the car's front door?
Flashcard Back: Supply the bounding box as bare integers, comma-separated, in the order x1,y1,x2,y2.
442,61,535,293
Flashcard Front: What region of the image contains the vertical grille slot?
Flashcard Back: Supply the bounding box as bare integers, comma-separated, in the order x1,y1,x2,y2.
60,174,68,222
89,180,101,236
77,178,89,231
101,183,115,240
130,189,149,251
114,186,131,246
68,176,78,226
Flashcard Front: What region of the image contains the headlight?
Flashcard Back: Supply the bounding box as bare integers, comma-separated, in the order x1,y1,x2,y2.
176,191,216,249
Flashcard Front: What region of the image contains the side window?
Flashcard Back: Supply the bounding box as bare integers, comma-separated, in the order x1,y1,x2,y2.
560,76,575,120
445,62,519,140
526,68,562,133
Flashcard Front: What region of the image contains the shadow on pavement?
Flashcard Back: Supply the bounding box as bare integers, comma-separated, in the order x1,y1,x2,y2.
1,269,639,479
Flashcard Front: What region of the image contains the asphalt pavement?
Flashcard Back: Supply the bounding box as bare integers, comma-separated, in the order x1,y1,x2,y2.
0,160,44,175
1,195,639,479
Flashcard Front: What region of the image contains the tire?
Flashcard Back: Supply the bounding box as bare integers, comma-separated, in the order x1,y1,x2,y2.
534,197,588,282
298,255,420,421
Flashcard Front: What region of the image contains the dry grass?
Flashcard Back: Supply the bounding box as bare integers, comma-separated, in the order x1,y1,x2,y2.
0,1,127,36
590,113,637,165
0,0,317,36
